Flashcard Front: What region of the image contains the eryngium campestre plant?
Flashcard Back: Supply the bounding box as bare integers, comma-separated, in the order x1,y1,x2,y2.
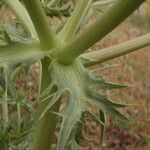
0,0,150,150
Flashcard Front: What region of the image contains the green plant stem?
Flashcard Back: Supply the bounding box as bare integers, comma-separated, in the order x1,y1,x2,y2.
2,102,8,130
82,33,150,66
23,0,57,50
32,58,60,150
52,0,144,64
17,103,21,134
58,0,93,42
5,0,37,38
2,65,9,130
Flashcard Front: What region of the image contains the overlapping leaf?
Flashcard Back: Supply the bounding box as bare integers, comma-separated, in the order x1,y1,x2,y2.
57,93,85,150
87,93,128,123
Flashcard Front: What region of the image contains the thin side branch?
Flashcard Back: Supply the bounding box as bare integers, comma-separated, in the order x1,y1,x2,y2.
58,0,93,42
23,0,57,50
52,0,144,64
82,33,150,66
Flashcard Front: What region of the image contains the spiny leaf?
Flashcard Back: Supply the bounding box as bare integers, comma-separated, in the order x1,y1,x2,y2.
85,69,127,90
84,110,106,126
39,88,66,120
91,92,128,108
2,23,31,42
87,94,128,123
92,93,128,122
57,94,85,150
108,106,128,123
35,83,54,103
0,41,43,65
90,76,127,89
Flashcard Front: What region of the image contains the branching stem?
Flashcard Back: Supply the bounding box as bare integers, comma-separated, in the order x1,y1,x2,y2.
23,0,57,50
82,33,150,66
52,0,144,64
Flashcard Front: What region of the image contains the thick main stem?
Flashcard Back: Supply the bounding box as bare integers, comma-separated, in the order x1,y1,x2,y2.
52,0,144,64
32,58,60,150
82,33,150,66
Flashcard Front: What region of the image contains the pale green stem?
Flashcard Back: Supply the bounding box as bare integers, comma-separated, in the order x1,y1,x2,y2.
32,58,61,150
58,0,93,42
0,42,44,65
52,0,144,64
5,0,37,38
17,103,21,134
23,0,57,50
82,33,150,66
2,65,9,130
